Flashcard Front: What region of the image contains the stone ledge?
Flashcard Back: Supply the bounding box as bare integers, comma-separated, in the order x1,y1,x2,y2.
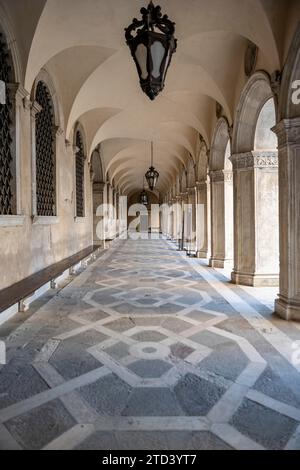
32,216,59,226
0,215,26,227
74,217,88,224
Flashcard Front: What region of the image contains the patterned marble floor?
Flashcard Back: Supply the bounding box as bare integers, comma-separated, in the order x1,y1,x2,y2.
1,238,300,450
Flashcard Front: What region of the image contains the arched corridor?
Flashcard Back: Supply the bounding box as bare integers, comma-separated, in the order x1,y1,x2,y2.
0,0,300,452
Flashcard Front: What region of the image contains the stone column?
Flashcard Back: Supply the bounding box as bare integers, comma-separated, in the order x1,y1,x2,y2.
168,200,174,240
230,151,279,286
273,119,300,320
116,191,120,236
7,84,29,215
195,179,211,259
92,182,105,246
173,196,181,245
179,192,188,251
209,170,233,268
187,187,196,255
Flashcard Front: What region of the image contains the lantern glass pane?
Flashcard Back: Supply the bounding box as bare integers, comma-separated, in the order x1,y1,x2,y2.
135,44,148,79
151,41,165,78
163,48,171,80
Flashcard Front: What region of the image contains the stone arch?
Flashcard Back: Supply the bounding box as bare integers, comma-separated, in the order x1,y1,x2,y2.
232,71,275,154
197,137,209,182
73,122,88,159
254,98,277,151
73,122,87,218
209,117,233,268
210,117,231,171
31,68,64,131
91,146,104,183
187,156,196,188
279,23,300,120
230,72,279,287
180,170,187,193
0,8,22,83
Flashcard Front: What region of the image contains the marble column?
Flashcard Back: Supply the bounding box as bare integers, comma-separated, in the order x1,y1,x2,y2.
230,151,279,287
273,118,300,320
209,170,233,268
6,84,29,216
92,182,105,246
180,192,188,251
187,187,196,255
196,179,211,259
173,197,182,245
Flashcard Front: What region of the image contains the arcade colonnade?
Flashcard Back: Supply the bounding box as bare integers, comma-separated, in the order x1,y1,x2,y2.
161,28,300,321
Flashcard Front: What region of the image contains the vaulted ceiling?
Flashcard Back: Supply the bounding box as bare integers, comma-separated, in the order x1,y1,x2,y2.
1,0,298,196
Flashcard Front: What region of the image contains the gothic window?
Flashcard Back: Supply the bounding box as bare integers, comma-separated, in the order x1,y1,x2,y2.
35,81,56,216
0,32,14,215
75,130,85,217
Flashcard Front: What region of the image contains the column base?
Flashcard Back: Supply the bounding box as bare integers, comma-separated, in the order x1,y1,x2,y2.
209,258,233,269
275,296,300,321
231,271,279,287
196,251,208,259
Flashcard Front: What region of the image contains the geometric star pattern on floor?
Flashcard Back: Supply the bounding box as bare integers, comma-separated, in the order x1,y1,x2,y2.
0,238,300,450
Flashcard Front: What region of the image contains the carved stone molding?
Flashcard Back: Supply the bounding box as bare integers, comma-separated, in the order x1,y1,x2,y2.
93,182,106,193
196,180,208,190
30,100,42,117
210,170,223,182
270,70,282,101
210,170,233,183
65,139,79,155
55,126,64,137
6,83,30,109
230,151,278,170
272,118,300,148
187,187,195,195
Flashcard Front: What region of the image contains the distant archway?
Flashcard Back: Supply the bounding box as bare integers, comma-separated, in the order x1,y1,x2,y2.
209,118,233,268
91,146,105,246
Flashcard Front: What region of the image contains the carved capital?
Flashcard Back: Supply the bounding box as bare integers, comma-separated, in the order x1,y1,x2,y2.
93,182,106,193
230,151,278,170
210,170,224,182
196,180,208,190
55,126,64,137
210,170,233,183
272,118,300,148
270,70,282,100
187,187,195,195
30,100,42,117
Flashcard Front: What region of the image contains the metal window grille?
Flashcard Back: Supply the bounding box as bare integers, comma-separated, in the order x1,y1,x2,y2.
35,81,56,216
75,130,85,217
0,33,13,215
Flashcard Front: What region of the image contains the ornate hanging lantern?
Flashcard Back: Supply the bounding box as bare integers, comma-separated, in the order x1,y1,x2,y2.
145,141,159,191
139,189,149,206
139,177,149,205
125,1,177,100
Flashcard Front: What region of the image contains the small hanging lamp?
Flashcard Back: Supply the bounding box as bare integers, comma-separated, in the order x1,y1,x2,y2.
145,141,159,191
139,177,149,205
